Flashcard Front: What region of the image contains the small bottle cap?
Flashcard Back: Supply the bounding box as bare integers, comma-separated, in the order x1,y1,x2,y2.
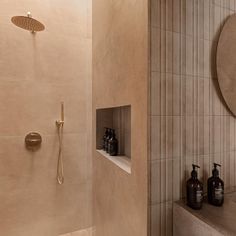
104,127,109,135
107,128,112,136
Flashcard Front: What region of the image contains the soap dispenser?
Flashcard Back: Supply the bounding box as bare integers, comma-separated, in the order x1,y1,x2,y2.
207,163,224,206
105,128,112,153
187,164,203,210
102,128,109,151
108,129,118,156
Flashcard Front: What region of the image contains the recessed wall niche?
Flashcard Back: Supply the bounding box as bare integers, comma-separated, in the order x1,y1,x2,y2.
96,105,131,173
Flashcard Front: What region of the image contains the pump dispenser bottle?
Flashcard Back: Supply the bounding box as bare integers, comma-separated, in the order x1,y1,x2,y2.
103,128,109,151
108,129,118,156
105,128,112,153
187,164,203,210
207,163,224,206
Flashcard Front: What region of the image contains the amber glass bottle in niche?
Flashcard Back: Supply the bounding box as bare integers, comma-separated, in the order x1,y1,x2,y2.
108,129,118,156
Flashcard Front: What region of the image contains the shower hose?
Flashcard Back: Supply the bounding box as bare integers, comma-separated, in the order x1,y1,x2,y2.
57,122,64,185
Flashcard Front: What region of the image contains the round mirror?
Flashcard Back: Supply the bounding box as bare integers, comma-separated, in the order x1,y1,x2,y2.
217,14,236,116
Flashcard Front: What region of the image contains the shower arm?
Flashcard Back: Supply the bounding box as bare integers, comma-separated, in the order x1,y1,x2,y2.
27,12,32,18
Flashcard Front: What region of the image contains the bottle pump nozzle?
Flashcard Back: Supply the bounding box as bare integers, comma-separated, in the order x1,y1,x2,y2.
191,164,200,179
192,164,200,169
213,163,221,168
213,163,221,177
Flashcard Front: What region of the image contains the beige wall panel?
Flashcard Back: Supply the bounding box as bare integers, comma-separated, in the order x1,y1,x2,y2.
0,0,92,235
92,0,149,235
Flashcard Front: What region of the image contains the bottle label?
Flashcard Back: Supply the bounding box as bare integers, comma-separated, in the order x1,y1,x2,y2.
196,190,203,203
215,186,223,200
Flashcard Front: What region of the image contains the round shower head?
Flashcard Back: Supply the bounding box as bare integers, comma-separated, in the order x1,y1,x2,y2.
11,12,45,32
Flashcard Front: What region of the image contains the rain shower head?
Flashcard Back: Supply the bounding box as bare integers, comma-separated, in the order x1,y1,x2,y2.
11,12,45,33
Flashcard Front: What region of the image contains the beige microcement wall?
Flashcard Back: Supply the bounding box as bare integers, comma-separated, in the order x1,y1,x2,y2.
92,0,149,236
150,0,236,235
0,0,92,235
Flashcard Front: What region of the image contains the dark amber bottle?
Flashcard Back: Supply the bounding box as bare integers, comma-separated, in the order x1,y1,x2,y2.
108,129,118,156
207,163,224,206
102,128,109,151
186,164,203,210
105,128,112,153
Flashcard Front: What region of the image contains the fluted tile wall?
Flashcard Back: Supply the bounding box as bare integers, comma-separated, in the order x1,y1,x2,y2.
150,0,236,235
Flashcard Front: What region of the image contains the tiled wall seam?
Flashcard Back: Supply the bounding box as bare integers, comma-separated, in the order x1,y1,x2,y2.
150,0,236,235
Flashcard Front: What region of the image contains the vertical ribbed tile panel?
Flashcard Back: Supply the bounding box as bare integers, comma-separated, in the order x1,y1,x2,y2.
150,0,236,235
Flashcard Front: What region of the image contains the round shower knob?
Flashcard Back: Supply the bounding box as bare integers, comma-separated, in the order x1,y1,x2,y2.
25,132,42,150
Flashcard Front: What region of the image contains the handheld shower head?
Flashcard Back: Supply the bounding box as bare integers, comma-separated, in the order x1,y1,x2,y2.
11,12,45,33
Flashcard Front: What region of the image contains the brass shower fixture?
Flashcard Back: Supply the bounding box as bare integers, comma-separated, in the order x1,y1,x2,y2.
11,12,45,33
56,102,65,185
